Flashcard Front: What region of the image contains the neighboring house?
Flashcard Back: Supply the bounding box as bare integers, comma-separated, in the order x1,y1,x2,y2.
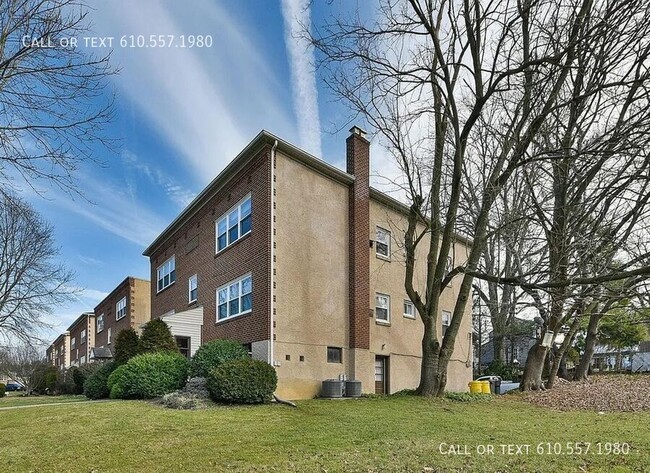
479,324,537,368
632,340,650,372
143,128,474,399
91,277,151,361
67,312,95,366
48,332,70,369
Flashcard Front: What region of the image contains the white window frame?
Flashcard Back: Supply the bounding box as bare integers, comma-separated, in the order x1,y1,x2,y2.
156,255,176,293
70,337,76,350
375,293,391,324
441,310,451,336
108,327,112,345
403,300,416,319
376,226,391,259
216,274,252,323
96,314,104,333
80,355,86,365
116,296,127,320
80,329,86,345
215,194,252,253
188,274,198,303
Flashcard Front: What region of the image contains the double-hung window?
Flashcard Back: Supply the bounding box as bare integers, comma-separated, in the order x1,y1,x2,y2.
216,195,252,252
217,274,252,322
71,337,76,350
442,310,451,336
116,297,127,320
403,300,415,319
97,314,104,333
80,329,86,345
376,227,391,258
188,275,198,303
375,293,391,323
157,256,176,292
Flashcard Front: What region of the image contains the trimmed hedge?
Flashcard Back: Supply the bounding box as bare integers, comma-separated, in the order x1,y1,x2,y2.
83,362,117,399
207,358,277,404
109,352,189,399
189,339,248,378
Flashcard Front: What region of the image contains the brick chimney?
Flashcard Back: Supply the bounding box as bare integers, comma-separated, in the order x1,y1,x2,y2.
347,126,370,350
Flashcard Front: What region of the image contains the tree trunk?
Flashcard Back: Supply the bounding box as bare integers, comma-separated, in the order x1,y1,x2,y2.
492,333,505,363
574,313,601,381
520,343,548,390
547,319,580,388
416,318,443,396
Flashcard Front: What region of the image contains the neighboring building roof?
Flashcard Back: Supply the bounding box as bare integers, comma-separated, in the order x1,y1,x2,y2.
94,276,150,312
143,129,473,257
90,347,113,359
66,312,94,332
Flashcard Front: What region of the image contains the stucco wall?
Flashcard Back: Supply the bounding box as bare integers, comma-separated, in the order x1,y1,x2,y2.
273,150,351,399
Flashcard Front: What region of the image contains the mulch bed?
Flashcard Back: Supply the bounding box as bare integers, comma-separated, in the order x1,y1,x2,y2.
519,374,650,412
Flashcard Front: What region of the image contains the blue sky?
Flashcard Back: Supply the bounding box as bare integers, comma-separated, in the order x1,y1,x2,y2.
22,0,396,341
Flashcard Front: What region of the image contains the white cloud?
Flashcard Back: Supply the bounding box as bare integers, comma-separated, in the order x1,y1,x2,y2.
281,0,323,157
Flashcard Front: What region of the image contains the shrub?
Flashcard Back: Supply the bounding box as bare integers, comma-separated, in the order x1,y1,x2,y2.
110,352,189,399
53,367,76,395
0,383,5,397
189,339,248,378
114,328,141,365
139,319,179,354
83,362,117,399
161,391,205,410
207,358,277,404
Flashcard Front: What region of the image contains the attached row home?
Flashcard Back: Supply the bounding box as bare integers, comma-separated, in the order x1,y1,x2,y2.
143,127,473,399
47,277,151,369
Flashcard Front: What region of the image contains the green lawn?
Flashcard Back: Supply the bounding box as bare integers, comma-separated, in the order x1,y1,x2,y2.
2,396,647,472
0,394,86,408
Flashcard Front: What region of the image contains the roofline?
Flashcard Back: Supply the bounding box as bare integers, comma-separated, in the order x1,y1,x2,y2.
142,130,354,257
369,187,474,248
94,276,149,313
66,311,94,332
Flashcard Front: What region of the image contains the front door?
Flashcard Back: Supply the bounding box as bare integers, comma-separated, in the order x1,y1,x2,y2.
375,356,388,394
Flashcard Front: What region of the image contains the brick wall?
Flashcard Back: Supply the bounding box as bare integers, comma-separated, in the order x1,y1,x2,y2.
68,316,92,365
346,128,371,349
149,147,272,346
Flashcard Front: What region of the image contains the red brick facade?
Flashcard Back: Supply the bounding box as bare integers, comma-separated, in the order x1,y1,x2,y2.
346,127,371,349
68,313,93,365
148,147,272,346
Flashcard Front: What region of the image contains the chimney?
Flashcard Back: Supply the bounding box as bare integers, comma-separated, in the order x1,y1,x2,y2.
346,126,370,350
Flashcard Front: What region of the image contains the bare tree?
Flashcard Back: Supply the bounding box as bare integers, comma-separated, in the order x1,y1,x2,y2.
313,0,650,395
0,193,75,343
0,0,115,196
0,342,50,394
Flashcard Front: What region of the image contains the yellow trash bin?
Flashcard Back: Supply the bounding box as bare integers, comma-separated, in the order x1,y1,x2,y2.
468,381,482,394
480,380,491,394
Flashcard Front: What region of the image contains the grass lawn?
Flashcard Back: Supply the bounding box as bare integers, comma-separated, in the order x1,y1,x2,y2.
0,394,86,408
2,395,647,472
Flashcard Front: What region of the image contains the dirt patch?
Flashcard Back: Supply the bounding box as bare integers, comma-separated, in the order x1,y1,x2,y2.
520,374,650,412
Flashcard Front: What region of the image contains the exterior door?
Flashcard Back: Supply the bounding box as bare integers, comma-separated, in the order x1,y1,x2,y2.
175,336,191,359
375,356,388,394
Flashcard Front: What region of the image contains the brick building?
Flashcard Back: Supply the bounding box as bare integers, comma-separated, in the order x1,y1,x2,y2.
67,312,94,366
143,128,473,399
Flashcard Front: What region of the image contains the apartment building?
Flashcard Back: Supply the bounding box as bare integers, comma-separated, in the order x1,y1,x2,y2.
68,312,95,366
143,128,473,399
91,277,151,360
48,332,70,369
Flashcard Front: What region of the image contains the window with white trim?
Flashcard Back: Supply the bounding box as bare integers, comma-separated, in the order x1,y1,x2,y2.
80,355,86,365
97,314,104,333
216,195,252,252
157,255,176,292
116,297,127,320
217,274,252,322
80,329,86,345
442,310,451,336
376,226,390,258
71,337,76,350
375,293,390,323
108,327,112,344
188,274,198,303
404,300,416,319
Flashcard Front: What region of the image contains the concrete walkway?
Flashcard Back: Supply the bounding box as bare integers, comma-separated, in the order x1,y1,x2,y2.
0,399,111,410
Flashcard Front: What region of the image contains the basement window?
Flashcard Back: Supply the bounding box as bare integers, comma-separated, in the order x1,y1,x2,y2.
327,347,342,364
376,226,391,258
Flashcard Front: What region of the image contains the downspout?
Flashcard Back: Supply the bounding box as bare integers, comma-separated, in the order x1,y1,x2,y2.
270,140,278,367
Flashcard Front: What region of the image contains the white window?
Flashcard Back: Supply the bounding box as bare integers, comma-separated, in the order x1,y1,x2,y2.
404,300,416,319
116,297,127,320
445,255,453,274
71,337,76,350
217,274,252,322
375,293,390,323
216,194,252,253
188,274,198,303
442,310,451,336
108,327,112,345
97,314,104,333
80,355,86,365
376,226,390,258
80,329,86,345
157,255,176,292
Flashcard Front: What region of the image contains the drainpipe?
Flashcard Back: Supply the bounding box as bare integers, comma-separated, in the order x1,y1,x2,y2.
270,140,278,366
